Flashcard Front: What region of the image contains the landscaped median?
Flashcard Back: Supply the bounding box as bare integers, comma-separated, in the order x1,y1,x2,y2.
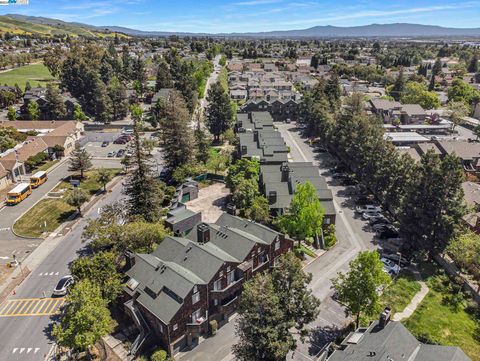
13,169,121,238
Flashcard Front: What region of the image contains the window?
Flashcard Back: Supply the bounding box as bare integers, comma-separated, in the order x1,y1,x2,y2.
192,291,200,305
173,324,178,331
192,309,202,323
214,299,219,306
275,240,280,251
227,270,235,286
259,252,268,264
159,323,163,333
213,279,222,291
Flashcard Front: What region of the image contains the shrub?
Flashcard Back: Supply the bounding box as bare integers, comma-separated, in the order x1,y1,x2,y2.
150,349,168,361
210,319,218,335
324,224,337,249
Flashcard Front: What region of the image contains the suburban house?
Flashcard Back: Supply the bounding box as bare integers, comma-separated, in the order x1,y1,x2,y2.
259,162,336,225
369,99,427,125
434,140,480,173
461,181,480,233
241,98,301,122
324,308,470,361
21,88,80,120
0,120,84,190
236,112,289,164
123,212,294,356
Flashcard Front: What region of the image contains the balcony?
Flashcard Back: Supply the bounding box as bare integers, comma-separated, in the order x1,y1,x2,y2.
186,316,208,334
211,277,244,294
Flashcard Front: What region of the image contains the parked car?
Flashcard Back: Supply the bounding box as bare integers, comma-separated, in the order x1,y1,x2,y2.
355,195,375,206
381,258,401,275
159,168,172,182
362,211,382,220
372,223,391,231
114,138,128,144
356,205,382,214
122,128,134,135
381,253,410,267
369,215,389,226
116,149,125,158
377,226,399,239
53,275,74,296
101,141,109,147
107,151,116,157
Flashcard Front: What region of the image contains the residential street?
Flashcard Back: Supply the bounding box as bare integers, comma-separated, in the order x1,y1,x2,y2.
0,181,125,361
179,123,377,361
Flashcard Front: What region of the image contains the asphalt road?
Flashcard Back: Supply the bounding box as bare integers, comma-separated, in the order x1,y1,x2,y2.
179,123,378,361
0,181,125,361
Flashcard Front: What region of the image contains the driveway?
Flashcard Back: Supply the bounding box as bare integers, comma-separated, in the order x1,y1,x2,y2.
179,124,378,361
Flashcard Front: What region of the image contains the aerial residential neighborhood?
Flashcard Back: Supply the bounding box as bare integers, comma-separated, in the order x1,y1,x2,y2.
0,1,479,361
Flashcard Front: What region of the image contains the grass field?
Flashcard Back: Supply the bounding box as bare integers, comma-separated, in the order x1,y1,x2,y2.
381,270,422,315
13,199,75,238
0,64,56,89
14,169,120,238
403,263,480,361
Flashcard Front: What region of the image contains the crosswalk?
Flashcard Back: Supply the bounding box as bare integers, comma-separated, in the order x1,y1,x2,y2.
0,298,65,317
37,272,60,277
12,348,41,355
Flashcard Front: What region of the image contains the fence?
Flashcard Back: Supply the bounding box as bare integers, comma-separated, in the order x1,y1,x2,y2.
194,173,225,182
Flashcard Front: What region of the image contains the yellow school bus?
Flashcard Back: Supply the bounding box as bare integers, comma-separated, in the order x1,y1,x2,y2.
6,183,32,205
30,171,48,188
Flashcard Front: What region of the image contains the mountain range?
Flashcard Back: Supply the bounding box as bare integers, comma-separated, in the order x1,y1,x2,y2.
2,14,480,38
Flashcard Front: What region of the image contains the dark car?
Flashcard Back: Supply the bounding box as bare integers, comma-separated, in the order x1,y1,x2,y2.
159,168,172,183
369,215,389,226
101,141,109,147
114,138,127,144
377,226,399,239
116,149,125,157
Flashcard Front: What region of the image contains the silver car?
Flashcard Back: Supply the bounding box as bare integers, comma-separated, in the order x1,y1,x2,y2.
53,275,74,297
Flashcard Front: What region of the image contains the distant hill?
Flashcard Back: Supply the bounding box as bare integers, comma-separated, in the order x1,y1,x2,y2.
0,14,124,38
1,15,480,38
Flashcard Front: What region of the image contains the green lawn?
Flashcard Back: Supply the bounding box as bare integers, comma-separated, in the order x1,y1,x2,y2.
0,63,56,89
381,270,422,315
13,199,75,238
14,169,120,238
54,169,121,195
32,159,59,173
403,263,480,361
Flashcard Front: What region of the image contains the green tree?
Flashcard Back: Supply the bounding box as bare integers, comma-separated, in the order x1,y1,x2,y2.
46,84,67,120
447,100,470,130
400,151,465,253
155,59,173,91
194,128,211,163
401,82,440,109
226,158,260,191
278,181,325,245
96,168,112,193
65,188,89,217
69,144,92,179
233,178,259,216
448,78,480,105
151,349,168,361
390,67,405,100
27,101,40,120
52,280,114,354
93,78,113,123
157,90,193,169
206,149,229,174
107,76,128,121
245,196,270,224
432,57,443,76
7,106,16,121
271,253,320,340
331,251,391,328
70,251,122,303
124,105,165,222
206,81,234,141
233,273,295,361
73,104,87,121
468,53,479,73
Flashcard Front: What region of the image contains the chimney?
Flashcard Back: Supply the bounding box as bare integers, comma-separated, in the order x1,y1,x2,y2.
241,145,247,155
379,307,391,329
237,120,243,128
268,191,277,205
197,223,210,244
125,251,136,270
281,162,290,182
253,130,259,142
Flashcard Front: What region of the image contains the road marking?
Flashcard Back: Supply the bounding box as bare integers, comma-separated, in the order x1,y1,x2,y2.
0,298,65,317
0,227,10,232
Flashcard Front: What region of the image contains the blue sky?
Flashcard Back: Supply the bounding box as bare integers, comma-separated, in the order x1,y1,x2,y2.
1,0,480,33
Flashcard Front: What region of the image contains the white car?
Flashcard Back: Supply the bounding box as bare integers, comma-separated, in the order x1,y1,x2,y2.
53,275,74,296
121,128,134,135
356,205,382,214
381,258,401,275
362,211,382,220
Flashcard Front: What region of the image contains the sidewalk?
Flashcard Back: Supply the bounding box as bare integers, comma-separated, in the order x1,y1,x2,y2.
392,271,429,321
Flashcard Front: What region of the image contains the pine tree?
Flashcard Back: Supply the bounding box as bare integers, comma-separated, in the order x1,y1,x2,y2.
69,144,92,179
158,90,193,169
468,53,479,73
155,59,173,91
194,128,211,163
206,81,234,141
123,105,165,222
46,84,67,120
107,76,128,121
92,78,112,123
390,67,404,100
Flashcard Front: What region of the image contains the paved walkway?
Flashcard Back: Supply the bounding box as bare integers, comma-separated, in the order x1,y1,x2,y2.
392,271,429,321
